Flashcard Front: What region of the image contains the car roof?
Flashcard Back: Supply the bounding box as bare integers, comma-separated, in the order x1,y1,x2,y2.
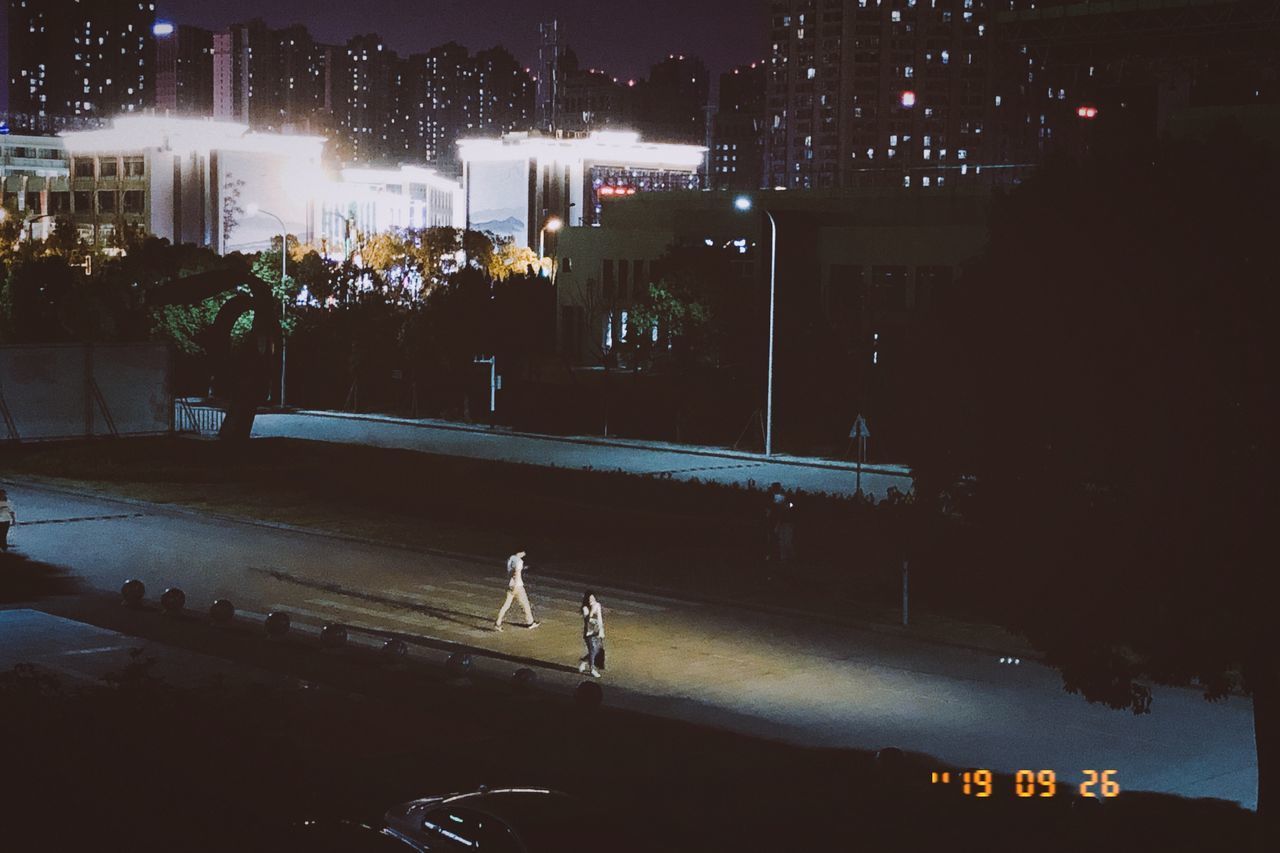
439,788,575,820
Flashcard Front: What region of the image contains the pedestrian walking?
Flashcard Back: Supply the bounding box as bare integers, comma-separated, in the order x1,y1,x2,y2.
765,482,793,562
578,591,605,678
495,550,539,631
0,489,14,551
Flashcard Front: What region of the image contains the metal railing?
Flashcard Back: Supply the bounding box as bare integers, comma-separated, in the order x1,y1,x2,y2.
175,399,225,437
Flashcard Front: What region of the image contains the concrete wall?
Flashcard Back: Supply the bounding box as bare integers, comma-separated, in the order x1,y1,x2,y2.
0,344,172,441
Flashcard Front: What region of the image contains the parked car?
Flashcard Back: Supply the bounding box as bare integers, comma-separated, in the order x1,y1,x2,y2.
275,818,421,851
384,788,590,852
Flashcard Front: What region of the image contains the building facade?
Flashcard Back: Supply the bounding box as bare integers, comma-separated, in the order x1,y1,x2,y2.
7,0,156,122
60,117,326,251
553,188,990,367
155,23,214,116
458,130,705,251
712,62,768,190
764,0,1024,190
10,117,461,252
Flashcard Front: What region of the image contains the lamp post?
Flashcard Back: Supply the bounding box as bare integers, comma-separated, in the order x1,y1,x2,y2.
246,204,289,407
539,216,563,278
735,196,778,456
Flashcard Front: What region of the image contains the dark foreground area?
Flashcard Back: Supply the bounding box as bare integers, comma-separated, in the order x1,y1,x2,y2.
0,551,1260,853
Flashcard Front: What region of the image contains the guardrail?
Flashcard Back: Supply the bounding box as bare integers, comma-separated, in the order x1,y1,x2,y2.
175,399,225,437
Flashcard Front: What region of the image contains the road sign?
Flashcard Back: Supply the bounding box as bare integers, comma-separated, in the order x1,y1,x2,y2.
850,415,870,440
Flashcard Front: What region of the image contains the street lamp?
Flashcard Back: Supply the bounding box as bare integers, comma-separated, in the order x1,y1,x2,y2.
734,195,778,456
539,216,563,277
245,203,289,408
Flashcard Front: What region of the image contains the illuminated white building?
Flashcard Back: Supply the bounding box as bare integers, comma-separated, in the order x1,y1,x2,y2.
458,130,705,250
317,166,464,255
61,116,326,251
54,116,462,254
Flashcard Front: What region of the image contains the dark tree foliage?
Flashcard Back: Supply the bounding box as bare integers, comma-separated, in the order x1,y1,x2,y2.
911,125,1278,832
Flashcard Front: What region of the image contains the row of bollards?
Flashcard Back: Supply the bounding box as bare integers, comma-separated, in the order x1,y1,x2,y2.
118,579,601,706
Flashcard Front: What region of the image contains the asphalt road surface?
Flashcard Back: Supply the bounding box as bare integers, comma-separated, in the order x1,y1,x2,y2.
4,482,1258,810
252,411,912,500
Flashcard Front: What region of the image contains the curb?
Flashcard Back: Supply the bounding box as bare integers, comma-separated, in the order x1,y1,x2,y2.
4,476,1030,661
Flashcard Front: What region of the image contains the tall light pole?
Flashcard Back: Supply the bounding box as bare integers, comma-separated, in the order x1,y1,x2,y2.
246,204,289,408
735,196,778,456
539,215,563,278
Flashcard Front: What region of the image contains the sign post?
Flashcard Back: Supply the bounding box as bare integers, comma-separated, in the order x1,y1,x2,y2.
850,414,871,494
474,356,497,425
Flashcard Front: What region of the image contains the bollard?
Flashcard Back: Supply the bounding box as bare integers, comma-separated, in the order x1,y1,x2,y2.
512,668,537,692
265,611,291,638
320,623,348,649
381,638,409,658
160,587,186,614
446,652,472,675
575,680,603,709
121,579,146,607
209,599,235,624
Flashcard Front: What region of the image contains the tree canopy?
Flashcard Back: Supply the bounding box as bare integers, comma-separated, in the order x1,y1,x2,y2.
911,124,1278,829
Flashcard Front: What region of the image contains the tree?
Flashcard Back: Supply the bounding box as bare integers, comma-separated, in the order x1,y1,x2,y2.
911,125,1278,838
221,175,245,247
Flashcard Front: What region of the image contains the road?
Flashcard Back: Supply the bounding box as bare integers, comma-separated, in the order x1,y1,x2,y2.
4,482,1259,809
251,411,912,499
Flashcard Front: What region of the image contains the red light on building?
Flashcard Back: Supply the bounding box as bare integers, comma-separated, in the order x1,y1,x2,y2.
900,90,917,108
599,186,615,196
1077,105,1099,119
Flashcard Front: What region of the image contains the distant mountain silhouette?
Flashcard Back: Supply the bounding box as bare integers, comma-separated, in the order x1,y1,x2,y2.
470,216,526,237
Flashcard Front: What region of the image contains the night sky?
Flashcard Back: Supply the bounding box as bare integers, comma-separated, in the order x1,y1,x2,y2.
0,1,767,110
156,0,767,80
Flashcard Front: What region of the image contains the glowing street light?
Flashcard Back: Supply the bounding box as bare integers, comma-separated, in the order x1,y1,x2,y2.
734,195,778,456
539,216,564,277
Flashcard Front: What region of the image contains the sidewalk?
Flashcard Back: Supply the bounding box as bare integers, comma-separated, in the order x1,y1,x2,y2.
286,409,912,477
253,410,912,500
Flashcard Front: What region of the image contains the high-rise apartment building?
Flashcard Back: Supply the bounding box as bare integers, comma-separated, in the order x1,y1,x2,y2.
712,62,767,190
640,54,711,146
764,0,1010,190
212,20,336,132
556,48,636,135
7,0,156,121
399,44,534,171
334,34,399,164
155,23,214,116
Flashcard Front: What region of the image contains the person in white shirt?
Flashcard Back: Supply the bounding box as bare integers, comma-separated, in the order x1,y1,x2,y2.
0,489,15,551
495,550,539,631
578,591,605,678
